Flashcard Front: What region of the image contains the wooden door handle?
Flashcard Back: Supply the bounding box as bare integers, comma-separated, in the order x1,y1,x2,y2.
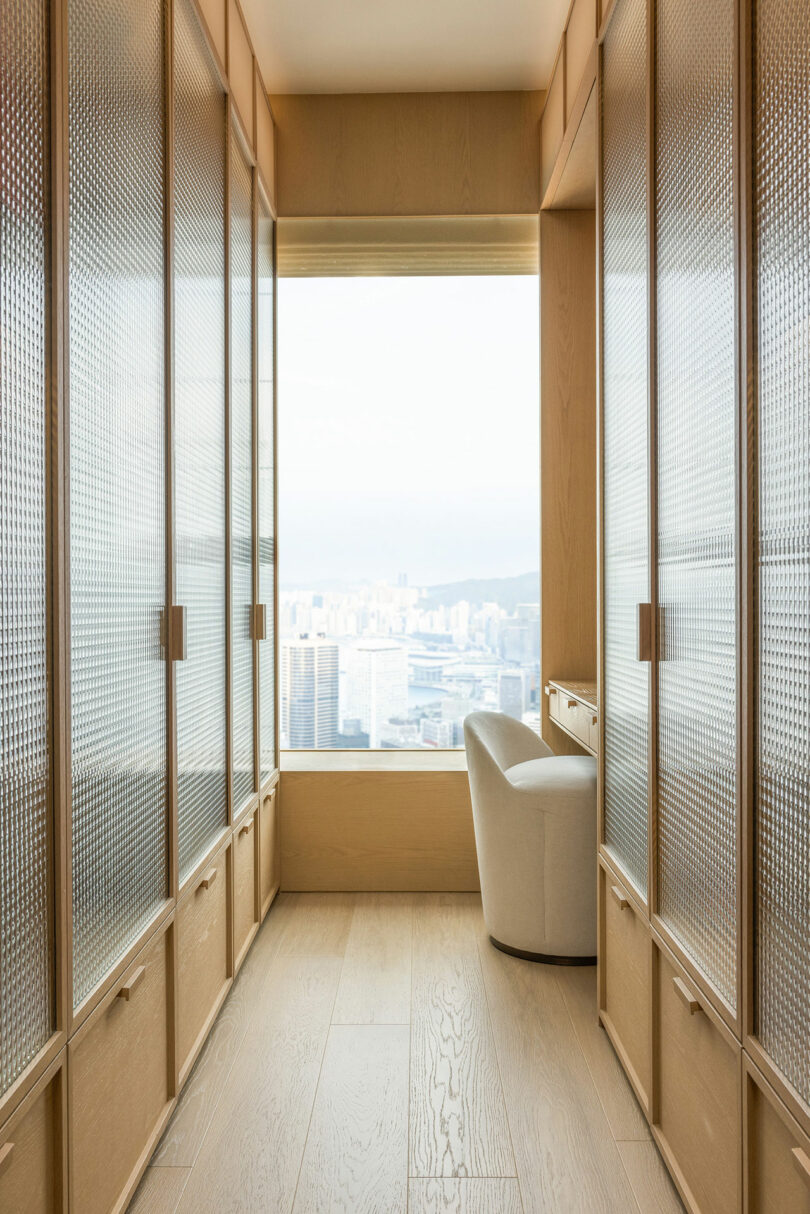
610,884,629,910
198,867,218,891
637,602,652,662
792,1148,810,1189
544,685,556,696
118,965,146,1002
592,715,598,726
239,819,254,837
567,699,578,709
0,1142,14,1174
673,976,701,1015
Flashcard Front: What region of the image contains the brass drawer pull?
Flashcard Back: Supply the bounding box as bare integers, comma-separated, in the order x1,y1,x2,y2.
118,964,146,1002
673,975,702,1015
199,866,218,891
610,884,630,910
793,1148,810,1189
239,819,254,837
0,1142,14,1174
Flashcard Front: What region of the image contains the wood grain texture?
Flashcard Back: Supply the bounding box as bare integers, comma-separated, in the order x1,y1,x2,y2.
0,1068,59,1214
556,964,650,1142
407,1178,523,1214
69,928,171,1214
332,894,414,1025
150,971,249,1167
541,57,566,196
539,208,597,755
746,1067,810,1214
175,853,229,1076
175,954,341,1213
280,772,479,892
227,0,254,146
478,941,640,1211
617,1142,684,1214
410,897,513,1179
233,817,258,967
292,1025,409,1213
128,1166,191,1214
269,91,543,217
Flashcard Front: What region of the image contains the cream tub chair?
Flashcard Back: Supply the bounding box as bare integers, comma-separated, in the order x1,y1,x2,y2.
463,711,597,963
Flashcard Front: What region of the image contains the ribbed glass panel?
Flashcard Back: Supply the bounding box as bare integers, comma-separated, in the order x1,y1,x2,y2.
174,0,228,880
754,0,810,1101
601,0,649,896
68,0,167,1005
655,0,737,1005
0,0,53,1092
230,132,254,808
257,198,276,783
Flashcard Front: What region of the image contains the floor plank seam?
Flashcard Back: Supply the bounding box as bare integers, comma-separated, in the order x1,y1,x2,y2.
474,936,526,1214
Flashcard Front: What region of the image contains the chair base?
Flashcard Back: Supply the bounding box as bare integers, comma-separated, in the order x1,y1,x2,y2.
489,935,596,966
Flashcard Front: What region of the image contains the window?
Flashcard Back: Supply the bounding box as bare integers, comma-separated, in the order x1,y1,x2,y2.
279,219,539,749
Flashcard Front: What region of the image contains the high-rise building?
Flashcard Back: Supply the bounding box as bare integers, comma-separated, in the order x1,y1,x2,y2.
498,669,528,721
281,635,339,748
345,640,408,748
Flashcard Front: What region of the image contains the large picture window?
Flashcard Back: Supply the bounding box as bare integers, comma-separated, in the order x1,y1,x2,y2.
278,218,539,749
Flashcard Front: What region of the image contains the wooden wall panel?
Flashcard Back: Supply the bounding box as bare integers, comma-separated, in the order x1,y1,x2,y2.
228,0,255,146
195,0,226,69
280,771,480,892
539,209,597,754
269,91,544,217
541,59,566,199
566,0,598,123
255,75,276,205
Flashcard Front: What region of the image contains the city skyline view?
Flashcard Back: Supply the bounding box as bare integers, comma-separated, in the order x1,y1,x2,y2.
279,274,540,747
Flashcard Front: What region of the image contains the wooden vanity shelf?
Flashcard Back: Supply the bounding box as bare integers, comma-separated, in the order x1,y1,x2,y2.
545,679,598,755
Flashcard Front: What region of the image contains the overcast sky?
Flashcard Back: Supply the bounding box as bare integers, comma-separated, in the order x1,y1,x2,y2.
278,275,539,588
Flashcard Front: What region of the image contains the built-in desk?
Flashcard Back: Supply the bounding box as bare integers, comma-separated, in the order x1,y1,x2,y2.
545,679,598,755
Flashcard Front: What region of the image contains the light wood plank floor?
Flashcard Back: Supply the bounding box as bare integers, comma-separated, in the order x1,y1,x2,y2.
131,893,683,1214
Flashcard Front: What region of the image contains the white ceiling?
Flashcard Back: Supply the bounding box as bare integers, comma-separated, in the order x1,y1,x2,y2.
240,0,571,95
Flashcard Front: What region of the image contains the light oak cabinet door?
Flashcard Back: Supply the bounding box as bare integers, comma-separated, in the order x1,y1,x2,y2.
0,1064,62,1214
176,847,230,1080
260,788,280,918
69,925,172,1214
233,811,259,969
746,1066,810,1214
600,868,650,1108
655,948,740,1214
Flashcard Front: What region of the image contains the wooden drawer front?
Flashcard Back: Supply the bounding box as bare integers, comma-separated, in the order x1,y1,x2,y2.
747,1068,810,1213
656,949,740,1214
602,871,650,1102
541,56,565,196
558,695,590,746
70,927,170,1214
0,1067,61,1214
260,788,279,911
177,850,229,1076
588,709,599,751
234,811,258,964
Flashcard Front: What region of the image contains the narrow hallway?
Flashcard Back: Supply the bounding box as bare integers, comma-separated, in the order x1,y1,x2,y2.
131,894,682,1213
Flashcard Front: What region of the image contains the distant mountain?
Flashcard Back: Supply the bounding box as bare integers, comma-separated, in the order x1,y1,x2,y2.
422,572,539,613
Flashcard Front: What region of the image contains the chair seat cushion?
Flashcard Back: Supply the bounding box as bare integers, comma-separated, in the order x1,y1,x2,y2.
504,754,597,793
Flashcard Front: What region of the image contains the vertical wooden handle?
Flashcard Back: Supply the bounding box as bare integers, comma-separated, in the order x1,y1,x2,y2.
198,867,218,891
637,603,652,662
252,603,267,641
169,605,187,661
673,976,702,1015
118,965,146,1002
0,1142,14,1174
610,884,630,910
792,1148,810,1189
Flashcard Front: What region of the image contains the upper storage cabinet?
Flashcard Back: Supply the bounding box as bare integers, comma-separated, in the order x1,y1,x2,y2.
753,0,810,1108
174,0,229,883
68,0,169,1009
600,0,649,900
1,0,54,1095
654,0,738,1010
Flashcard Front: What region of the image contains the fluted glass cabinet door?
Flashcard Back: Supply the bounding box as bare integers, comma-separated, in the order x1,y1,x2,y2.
655,0,738,1006
257,197,276,783
68,0,168,1006
1,0,54,1093
230,130,255,809
174,0,228,881
600,0,649,897
754,0,810,1102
